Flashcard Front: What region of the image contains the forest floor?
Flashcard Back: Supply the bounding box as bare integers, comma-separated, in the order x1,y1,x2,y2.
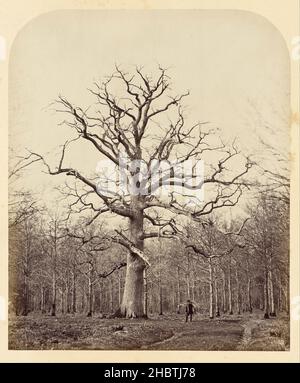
8,311,289,351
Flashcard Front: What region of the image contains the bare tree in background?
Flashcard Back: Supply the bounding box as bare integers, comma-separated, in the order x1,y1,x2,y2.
186,216,247,318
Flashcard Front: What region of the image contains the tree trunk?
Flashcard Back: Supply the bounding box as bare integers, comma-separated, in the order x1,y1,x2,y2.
22,224,30,316
158,248,163,315
148,280,153,314
269,269,276,316
215,268,220,317
158,270,163,316
51,224,58,316
264,266,270,319
81,286,86,313
286,275,290,314
119,254,145,317
118,272,122,306
235,266,241,315
278,277,282,312
109,278,114,313
99,279,103,313
191,273,195,302
247,278,252,313
72,267,77,314
222,270,227,313
118,203,146,318
33,293,37,312
23,273,29,316
228,262,233,315
61,288,65,314
50,270,56,316
177,266,181,313
40,285,45,314
66,272,71,314
186,253,191,300
208,258,214,319
87,265,93,317
172,282,176,312
198,284,202,311
246,259,252,313
143,268,148,317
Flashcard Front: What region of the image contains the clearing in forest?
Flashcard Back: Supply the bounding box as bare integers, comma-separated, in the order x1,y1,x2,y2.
8,312,289,351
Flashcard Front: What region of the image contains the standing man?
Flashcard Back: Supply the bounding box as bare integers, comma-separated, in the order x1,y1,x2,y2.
185,300,194,322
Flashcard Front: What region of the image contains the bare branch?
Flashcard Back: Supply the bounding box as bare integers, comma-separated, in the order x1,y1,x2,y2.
114,230,151,266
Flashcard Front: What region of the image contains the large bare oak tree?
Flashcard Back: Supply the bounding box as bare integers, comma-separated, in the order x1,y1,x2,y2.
31,66,252,318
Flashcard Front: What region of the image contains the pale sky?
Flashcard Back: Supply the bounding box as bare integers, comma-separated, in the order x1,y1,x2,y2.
9,10,290,215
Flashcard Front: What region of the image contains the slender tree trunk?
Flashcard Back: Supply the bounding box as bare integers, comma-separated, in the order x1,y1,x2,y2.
172,283,176,312
286,276,290,314
109,277,114,313
158,247,163,315
33,293,37,312
104,280,108,312
159,277,163,315
246,259,252,313
118,202,146,318
118,272,122,306
99,279,103,313
247,278,252,313
186,253,191,300
278,277,282,312
177,266,181,313
222,270,227,313
61,288,65,314
40,285,45,314
50,270,56,316
208,258,214,319
215,268,220,317
191,273,195,302
72,267,77,314
264,266,270,319
260,284,264,310
66,272,71,314
235,266,241,315
87,265,93,317
228,262,233,315
148,280,153,314
51,224,58,316
269,269,276,316
186,277,190,300
23,273,29,316
82,286,86,313
143,268,148,317
22,224,30,316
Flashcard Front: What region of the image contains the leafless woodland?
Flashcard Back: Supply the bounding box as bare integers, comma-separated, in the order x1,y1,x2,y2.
9,66,290,350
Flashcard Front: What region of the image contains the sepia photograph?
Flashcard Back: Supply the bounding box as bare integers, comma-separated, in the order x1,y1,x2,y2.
7,8,291,352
